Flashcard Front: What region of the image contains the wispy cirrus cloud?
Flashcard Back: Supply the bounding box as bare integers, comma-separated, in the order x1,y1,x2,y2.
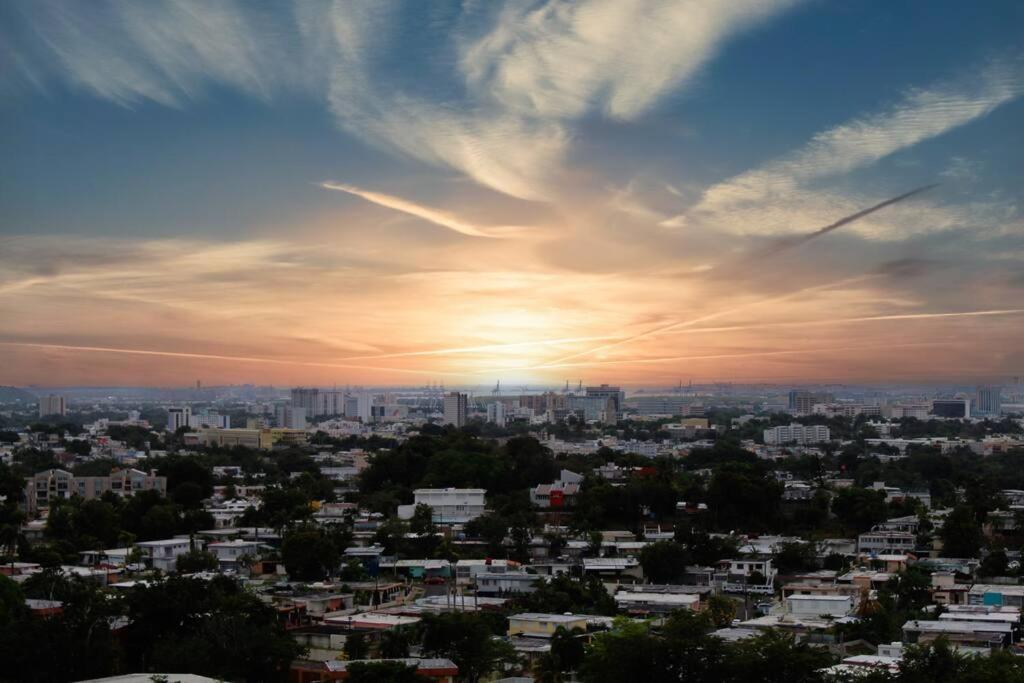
2,0,291,106
461,0,803,120
688,57,1024,224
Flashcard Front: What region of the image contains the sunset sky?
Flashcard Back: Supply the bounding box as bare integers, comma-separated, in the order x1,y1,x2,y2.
2,1,1023,387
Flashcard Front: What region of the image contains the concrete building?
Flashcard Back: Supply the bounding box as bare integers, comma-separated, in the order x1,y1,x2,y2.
38,394,66,417
763,423,830,445
585,384,625,417
23,468,168,515
932,399,971,419
276,404,307,429
486,401,507,427
136,538,193,573
508,613,590,638
399,488,486,524
857,530,916,555
443,392,468,428
166,406,192,432
291,387,348,417
188,411,230,429
788,390,834,415
975,386,1002,417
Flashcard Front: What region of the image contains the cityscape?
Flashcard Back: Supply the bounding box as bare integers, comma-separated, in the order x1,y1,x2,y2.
2,2,1024,683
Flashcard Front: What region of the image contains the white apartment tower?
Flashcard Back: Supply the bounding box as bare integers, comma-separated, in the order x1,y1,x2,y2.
166,406,192,432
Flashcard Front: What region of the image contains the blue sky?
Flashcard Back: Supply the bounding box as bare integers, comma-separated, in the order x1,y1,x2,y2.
1,1,1022,386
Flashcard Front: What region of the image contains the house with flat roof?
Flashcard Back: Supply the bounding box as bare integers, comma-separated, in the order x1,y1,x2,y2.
508,613,590,638
135,538,193,572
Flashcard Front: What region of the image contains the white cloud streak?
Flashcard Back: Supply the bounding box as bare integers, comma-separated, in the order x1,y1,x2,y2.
321,182,516,238
694,57,1024,217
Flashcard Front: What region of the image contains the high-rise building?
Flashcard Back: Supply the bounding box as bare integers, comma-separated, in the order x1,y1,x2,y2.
975,386,1002,416
38,394,66,417
787,390,834,415
486,401,507,427
585,384,625,416
443,392,468,428
166,406,192,432
290,387,348,417
275,404,307,429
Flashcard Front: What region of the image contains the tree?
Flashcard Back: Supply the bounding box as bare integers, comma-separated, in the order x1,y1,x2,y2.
772,541,816,575
549,626,585,673
344,632,369,660
979,548,1010,578
939,505,983,559
408,503,437,535
420,612,517,683
281,526,340,581
175,550,219,573
705,594,736,627
639,541,689,583
119,575,304,681
380,627,412,658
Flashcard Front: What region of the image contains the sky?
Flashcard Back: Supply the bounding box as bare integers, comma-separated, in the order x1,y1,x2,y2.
1,0,1023,388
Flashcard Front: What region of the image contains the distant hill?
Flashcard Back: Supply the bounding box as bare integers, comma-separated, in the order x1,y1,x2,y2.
0,386,38,403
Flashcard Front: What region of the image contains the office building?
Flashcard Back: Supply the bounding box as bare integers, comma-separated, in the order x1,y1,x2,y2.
585,384,625,416
932,399,971,419
166,406,192,432
275,404,307,429
38,394,66,417
763,423,830,445
975,386,1002,417
443,392,468,428
631,395,688,416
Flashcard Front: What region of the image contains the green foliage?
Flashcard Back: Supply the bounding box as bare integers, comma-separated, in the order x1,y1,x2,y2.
513,575,615,616
420,612,518,683
344,631,370,660
281,525,341,581
639,541,689,583
831,487,889,534
938,506,983,558
176,549,219,573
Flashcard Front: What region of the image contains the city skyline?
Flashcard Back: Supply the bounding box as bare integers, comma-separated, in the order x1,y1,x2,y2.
2,1,1023,386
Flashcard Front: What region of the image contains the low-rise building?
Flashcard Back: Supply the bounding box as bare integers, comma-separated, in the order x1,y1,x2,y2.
398,488,486,524
135,538,192,573
23,468,167,515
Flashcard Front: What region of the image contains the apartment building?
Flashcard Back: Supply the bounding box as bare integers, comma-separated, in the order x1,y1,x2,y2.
23,468,168,514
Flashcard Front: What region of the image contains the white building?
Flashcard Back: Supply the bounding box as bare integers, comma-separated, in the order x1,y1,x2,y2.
206,539,261,570
763,423,830,445
136,538,192,573
486,401,507,427
166,406,192,432
857,530,916,555
188,411,230,429
443,393,468,428
38,394,67,417
399,488,486,524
